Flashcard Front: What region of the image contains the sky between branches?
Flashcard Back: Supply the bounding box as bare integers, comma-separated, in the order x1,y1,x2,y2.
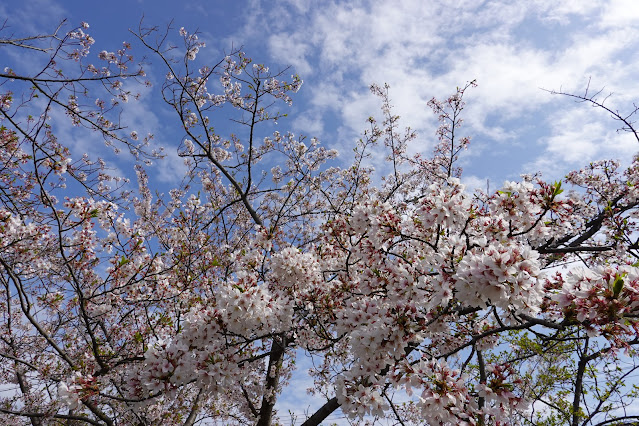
3,0,639,193
2,0,639,423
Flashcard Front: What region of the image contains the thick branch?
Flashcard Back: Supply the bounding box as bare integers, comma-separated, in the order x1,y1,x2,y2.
301,397,340,426
256,336,287,426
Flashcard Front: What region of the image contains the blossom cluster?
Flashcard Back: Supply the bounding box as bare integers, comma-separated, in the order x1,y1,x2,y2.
4,21,639,426
553,266,639,339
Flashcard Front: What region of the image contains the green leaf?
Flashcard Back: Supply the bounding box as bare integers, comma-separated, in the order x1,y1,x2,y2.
552,181,563,196
613,273,625,298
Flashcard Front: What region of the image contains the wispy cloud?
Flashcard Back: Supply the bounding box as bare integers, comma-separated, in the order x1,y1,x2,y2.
229,0,639,184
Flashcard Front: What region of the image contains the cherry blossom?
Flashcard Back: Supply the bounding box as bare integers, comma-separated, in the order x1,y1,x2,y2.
1,20,639,426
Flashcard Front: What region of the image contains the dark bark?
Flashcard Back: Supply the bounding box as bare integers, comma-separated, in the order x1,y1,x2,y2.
301,397,340,426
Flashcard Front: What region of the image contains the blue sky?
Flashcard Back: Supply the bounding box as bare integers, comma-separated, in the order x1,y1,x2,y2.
3,0,639,192
2,0,639,423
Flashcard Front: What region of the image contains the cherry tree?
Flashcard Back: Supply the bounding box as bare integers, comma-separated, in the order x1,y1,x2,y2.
1,20,639,426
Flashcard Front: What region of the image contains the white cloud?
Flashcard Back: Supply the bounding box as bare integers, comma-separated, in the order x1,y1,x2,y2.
599,0,639,28
526,106,638,179
151,145,189,184
0,0,67,36
291,110,324,136
245,0,639,185
462,174,491,194
268,32,313,76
